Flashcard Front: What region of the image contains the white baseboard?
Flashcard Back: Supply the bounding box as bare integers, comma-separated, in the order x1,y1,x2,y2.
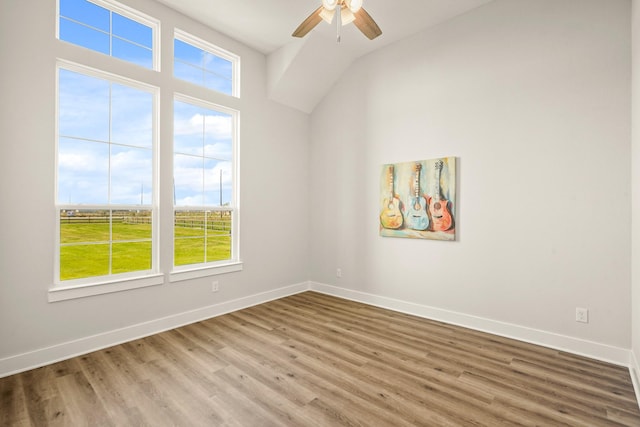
631,351,640,405
309,282,632,367
0,282,309,379
2,279,636,396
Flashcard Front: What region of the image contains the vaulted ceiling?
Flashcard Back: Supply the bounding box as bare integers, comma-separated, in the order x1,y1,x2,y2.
155,0,494,113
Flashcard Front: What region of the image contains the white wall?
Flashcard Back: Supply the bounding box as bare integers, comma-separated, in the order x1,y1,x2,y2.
0,0,309,367
310,0,632,350
632,0,640,376
0,0,635,376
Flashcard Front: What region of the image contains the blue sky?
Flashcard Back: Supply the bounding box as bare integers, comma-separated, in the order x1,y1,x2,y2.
58,0,234,207
59,0,153,68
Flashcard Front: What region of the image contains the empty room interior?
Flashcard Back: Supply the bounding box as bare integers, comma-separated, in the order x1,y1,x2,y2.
3,0,640,424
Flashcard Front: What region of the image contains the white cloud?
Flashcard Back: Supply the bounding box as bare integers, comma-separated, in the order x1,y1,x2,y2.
204,142,232,160
111,148,151,171
58,151,101,172
174,113,232,141
175,195,202,206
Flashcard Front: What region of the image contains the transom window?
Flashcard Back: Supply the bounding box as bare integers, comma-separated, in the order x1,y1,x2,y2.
174,29,239,97
58,0,158,70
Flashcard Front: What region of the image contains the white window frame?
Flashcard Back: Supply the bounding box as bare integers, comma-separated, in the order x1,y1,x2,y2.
51,60,162,302
174,28,241,98
56,0,161,71
170,93,241,283
51,2,243,302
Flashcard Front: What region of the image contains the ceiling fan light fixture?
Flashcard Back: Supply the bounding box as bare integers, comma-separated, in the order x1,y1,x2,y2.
346,0,363,13
292,0,381,41
319,7,335,24
322,0,338,11
340,7,355,26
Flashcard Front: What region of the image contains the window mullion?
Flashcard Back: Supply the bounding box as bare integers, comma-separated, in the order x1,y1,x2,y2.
109,210,113,275
108,82,112,205
109,11,113,57
202,113,207,263
108,82,113,274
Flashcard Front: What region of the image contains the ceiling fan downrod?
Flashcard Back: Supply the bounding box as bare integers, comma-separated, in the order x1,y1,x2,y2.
336,1,342,42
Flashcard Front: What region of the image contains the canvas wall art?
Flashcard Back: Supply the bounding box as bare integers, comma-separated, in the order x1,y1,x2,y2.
379,157,456,241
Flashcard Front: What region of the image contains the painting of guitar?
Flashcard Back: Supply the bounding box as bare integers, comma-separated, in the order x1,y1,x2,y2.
380,165,404,230
404,163,429,231
428,160,454,232
379,157,455,240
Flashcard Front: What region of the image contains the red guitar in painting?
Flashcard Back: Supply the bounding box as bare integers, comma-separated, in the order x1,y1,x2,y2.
380,165,404,230
428,160,454,231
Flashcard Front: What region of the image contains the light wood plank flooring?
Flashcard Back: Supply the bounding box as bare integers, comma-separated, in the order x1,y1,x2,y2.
1,291,639,426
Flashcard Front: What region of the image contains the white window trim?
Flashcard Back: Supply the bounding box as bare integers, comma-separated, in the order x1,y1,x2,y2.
171,94,240,278
174,28,240,98
57,0,161,71
52,60,160,300
49,274,164,302
169,262,243,283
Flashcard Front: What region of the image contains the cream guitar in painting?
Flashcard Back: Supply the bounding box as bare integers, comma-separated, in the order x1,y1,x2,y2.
428,160,454,232
380,165,403,229
405,163,429,231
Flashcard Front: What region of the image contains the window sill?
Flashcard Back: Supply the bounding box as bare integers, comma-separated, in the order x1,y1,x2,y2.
170,261,243,283
49,273,165,302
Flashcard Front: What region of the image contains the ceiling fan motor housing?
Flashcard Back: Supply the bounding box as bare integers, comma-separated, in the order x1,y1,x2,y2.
322,0,338,10
323,0,363,13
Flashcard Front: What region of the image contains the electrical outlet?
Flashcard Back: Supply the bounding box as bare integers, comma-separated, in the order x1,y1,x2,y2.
212,281,219,292
336,268,342,278
576,307,589,323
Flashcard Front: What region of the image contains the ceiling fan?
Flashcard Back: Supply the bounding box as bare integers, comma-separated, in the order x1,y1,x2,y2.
292,0,382,42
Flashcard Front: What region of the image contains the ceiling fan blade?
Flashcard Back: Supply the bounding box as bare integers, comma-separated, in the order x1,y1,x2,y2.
353,7,382,40
292,6,324,38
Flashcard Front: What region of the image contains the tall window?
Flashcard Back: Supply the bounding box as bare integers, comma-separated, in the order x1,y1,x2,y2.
173,97,238,268
56,64,157,283
53,0,240,300
58,0,158,70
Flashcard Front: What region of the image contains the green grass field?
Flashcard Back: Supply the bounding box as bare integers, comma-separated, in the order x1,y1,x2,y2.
174,225,232,267
60,218,231,281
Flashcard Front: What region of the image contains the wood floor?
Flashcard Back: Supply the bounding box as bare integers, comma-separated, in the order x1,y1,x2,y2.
1,292,639,426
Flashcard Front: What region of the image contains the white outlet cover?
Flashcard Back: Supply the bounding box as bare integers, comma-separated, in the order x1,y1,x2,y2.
576,308,589,323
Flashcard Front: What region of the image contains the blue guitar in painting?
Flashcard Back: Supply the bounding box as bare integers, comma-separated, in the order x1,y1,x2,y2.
405,163,429,231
